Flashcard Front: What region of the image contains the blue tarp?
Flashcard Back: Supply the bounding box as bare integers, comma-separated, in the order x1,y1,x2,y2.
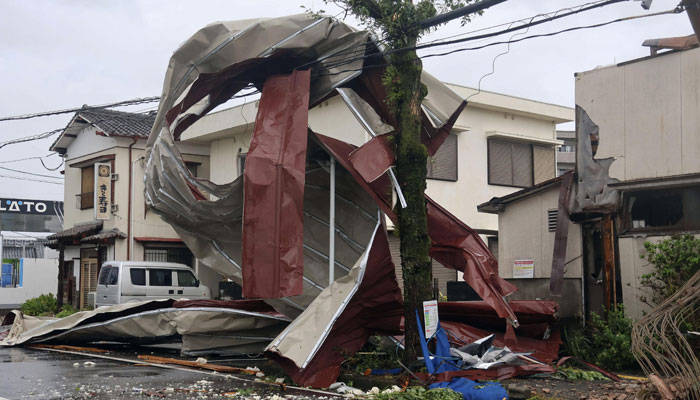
430,378,508,400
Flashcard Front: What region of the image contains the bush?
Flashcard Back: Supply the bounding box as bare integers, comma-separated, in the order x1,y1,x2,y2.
560,307,638,371
20,293,58,316
55,305,77,318
640,234,700,306
586,306,638,371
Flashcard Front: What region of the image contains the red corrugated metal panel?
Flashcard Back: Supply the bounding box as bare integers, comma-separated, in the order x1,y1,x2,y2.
242,69,311,298
266,225,403,388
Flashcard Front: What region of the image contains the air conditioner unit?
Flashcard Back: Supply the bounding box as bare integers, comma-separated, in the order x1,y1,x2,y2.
87,292,96,309
111,204,119,213
111,173,119,181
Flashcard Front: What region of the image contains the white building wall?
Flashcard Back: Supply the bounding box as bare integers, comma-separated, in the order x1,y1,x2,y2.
0,259,57,308
575,47,700,181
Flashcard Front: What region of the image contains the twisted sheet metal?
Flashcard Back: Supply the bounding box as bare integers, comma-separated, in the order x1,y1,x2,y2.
631,269,700,399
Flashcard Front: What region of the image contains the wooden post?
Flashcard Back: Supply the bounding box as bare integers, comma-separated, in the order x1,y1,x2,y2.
602,215,616,311
57,243,65,312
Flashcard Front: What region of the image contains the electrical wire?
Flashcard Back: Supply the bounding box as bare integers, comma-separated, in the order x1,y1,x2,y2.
0,174,63,185
0,166,63,179
0,153,58,164
309,6,682,80
0,96,160,122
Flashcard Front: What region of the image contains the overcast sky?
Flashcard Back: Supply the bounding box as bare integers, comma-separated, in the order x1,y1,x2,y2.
0,0,693,202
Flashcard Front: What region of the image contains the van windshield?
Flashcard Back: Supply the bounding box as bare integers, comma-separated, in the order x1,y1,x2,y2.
98,267,111,285
177,270,198,287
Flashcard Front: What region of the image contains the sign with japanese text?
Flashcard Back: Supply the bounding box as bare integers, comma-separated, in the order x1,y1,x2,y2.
513,259,535,279
94,163,111,220
423,300,439,339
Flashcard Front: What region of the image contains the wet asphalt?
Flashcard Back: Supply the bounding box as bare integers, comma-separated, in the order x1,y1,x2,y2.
0,347,332,399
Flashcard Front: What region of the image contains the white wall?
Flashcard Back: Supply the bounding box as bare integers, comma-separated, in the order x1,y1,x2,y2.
575,47,700,181
497,187,582,280
0,259,57,308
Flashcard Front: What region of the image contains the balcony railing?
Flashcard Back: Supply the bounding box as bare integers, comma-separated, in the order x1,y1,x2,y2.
76,192,94,209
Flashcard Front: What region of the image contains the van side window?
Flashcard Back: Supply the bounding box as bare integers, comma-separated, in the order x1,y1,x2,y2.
130,269,146,286
107,267,119,285
149,269,172,286
98,267,111,285
177,270,198,287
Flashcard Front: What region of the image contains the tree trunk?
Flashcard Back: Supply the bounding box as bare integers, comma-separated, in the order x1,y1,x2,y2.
390,44,433,365
56,243,64,312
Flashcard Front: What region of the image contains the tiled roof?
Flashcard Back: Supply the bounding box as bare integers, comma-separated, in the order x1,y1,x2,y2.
81,228,126,243
47,221,102,241
76,108,156,138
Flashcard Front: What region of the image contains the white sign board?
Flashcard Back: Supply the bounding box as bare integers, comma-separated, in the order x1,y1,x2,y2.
94,163,112,221
513,259,534,279
423,300,439,338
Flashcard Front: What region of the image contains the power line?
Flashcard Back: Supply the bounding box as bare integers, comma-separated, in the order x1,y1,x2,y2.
0,97,160,122
0,153,57,164
0,174,63,185
309,5,681,80
0,166,63,179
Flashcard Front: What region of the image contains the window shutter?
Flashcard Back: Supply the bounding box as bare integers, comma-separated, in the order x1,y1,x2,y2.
533,146,555,184
427,133,458,181
511,142,533,187
488,140,513,185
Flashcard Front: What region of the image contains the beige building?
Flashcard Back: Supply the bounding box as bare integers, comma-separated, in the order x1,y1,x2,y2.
181,81,573,295
49,108,213,308
479,44,700,320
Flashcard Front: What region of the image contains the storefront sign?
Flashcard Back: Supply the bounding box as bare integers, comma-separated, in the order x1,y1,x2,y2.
513,259,535,279
0,198,61,215
94,163,112,220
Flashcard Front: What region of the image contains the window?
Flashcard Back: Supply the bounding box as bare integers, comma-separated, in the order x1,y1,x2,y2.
185,162,200,178
98,267,112,285
130,268,146,286
177,270,198,287
624,186,700,233
427,133,458,181
144,246,193,267
488,139,555,187
106,267,119,285
80,166,94,209
238,152,247,176
149,269,173,286
487,237,498,261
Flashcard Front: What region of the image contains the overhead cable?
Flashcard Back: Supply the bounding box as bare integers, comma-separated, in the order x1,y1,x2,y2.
0,174,63,185
0,166,63,179
0,96,160,122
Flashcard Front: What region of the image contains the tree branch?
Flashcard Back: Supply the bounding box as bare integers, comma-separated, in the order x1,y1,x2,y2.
351,0,384,20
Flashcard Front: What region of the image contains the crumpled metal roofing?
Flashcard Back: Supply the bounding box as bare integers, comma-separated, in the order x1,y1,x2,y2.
142,13,518,387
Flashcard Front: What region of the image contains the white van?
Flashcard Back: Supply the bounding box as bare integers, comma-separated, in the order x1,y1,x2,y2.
95,261,211,307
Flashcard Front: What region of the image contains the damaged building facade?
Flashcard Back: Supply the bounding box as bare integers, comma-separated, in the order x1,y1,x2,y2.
479,43,700,320
180,79,572,296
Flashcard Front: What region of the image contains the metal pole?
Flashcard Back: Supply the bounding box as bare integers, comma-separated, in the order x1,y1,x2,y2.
329,157,336,286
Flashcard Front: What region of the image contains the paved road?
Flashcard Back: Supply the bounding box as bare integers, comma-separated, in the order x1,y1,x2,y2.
0,347,328,399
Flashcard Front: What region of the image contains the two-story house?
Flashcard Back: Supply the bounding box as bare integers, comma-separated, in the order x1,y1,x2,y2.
478,42,700,320
180,82,573,295
47,107,213,309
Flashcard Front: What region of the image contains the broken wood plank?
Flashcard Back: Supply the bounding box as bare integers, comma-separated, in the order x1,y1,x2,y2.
137,355,257,375
27,344,110,353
